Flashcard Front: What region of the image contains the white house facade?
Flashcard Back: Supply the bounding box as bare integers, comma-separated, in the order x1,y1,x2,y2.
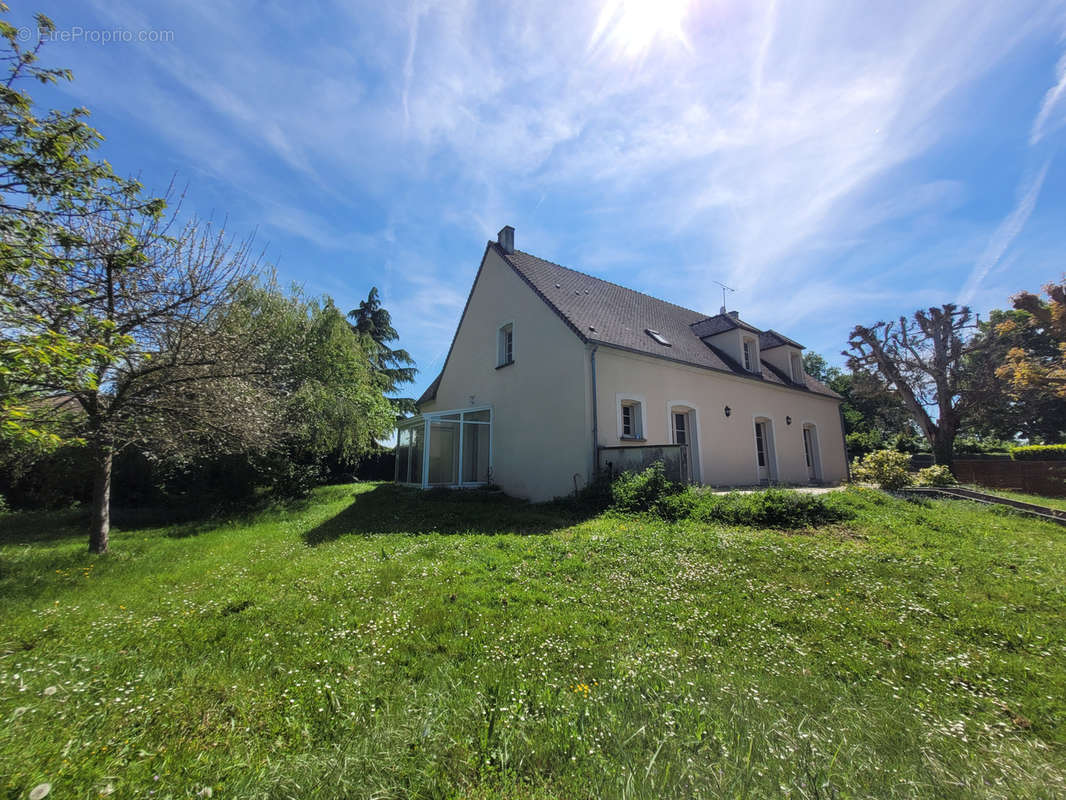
396,227,848,502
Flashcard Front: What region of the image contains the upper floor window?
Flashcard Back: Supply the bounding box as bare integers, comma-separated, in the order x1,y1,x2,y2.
497,323,514,368
790,353,804,383
742,337,757,372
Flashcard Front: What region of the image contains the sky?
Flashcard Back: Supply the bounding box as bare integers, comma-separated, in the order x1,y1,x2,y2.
10,0,1066,404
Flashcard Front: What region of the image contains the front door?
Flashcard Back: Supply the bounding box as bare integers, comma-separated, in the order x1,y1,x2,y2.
755,421,770,483
672,411,695,483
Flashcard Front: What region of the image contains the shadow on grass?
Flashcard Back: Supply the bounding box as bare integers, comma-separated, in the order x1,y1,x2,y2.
303,483,603,545
0,495,315,547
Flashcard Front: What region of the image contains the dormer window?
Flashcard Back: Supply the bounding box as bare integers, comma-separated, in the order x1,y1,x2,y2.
742,337,758,372
497,322,514,368
790,352,804,383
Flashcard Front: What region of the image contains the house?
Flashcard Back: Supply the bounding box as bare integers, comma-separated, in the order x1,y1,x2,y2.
395,226,848,501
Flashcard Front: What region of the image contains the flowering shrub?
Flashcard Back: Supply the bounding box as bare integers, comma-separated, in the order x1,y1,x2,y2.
914,465,957,487
849,450,913,491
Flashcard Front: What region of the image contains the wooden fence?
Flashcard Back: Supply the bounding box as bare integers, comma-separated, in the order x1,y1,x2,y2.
950,459,1066,496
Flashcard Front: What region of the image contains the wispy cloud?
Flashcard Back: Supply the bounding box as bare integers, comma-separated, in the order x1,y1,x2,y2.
957,161,1050,306
26,0,1066,387
1032,51,1066,144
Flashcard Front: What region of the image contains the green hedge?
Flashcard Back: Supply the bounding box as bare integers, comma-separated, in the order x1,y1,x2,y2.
1010,444,1066,461
608,464,850,527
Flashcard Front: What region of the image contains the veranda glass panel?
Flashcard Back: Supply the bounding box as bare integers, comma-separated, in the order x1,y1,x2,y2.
465,409,490,423
409,422,425,485
395,427,411,482
461,421,490,483
428,420,460,485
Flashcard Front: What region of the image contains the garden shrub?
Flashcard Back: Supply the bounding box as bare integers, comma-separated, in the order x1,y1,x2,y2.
653,489,699,522
1010,444,1066,461
850,449,913,490
608,465,848,527
609,462,685,514
914,465,957,487
694,489,850,528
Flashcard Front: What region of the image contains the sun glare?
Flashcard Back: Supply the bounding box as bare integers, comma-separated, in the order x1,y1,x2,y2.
589,0,692,59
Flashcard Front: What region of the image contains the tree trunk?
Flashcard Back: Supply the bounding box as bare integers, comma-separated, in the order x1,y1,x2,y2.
931,431,955,468
89,446,113,554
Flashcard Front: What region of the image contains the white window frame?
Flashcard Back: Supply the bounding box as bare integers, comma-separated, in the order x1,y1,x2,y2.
751,414,779,483
497,321,514,368
801,420,823,481
666,401,703,484
395,405,494,489
742,336,759,372
616,393,647,441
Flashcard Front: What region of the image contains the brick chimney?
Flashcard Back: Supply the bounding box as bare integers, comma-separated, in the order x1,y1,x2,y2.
497,225,515,254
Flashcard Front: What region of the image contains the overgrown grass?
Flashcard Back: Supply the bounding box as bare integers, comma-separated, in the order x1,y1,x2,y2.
1,483,1064,798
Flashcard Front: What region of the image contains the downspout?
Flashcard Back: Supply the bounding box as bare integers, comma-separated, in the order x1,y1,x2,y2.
838,403,851,482
590,344,599,480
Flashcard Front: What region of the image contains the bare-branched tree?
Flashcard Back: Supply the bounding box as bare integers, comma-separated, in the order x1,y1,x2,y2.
846,304,983,466
4,194,274,553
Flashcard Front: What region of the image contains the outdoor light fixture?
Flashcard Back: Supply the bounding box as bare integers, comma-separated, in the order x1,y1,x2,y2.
724,406,731,417
786,416,792,425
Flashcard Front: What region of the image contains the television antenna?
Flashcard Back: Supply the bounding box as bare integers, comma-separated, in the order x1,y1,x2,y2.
713,281,735,313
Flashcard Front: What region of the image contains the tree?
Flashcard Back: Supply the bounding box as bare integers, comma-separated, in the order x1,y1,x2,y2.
230,280,394,494
996,281,1066,400
0,10,159,448
803,352,917,457
846,305,982,466
963,308,1066,443
348,287,416,415
4,197,273,553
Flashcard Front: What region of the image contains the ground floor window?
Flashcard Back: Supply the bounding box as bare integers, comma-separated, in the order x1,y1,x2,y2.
396,407,492,488
618,395,645,439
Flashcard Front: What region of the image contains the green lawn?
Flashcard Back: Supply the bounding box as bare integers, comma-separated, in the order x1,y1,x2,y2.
1,484,1064,799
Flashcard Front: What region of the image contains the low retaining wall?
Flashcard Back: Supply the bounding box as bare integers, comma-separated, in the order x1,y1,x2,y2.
598,444,689,484
951,459,1066,497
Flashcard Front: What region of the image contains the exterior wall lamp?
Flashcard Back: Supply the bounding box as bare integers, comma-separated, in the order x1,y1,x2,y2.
724,406,731,417
786,416,792,425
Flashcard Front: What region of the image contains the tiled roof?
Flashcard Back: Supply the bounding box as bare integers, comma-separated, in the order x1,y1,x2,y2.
417,243,840,405
759,329,805,350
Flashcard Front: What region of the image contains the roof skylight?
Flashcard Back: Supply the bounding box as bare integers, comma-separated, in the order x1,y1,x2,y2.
645,328,671,347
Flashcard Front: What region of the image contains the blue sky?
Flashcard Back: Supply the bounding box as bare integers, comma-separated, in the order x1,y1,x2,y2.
11,0,1066,402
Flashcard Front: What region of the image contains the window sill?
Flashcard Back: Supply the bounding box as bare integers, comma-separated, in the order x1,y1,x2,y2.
620,436,647,442
495,360,515,370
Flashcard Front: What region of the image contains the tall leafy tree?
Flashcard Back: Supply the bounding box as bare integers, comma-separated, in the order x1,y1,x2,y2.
233,280,394,492
0,9,160,448
996,281,1066,400
963,308,1066,443
847,305,983,466
348,287,416,415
